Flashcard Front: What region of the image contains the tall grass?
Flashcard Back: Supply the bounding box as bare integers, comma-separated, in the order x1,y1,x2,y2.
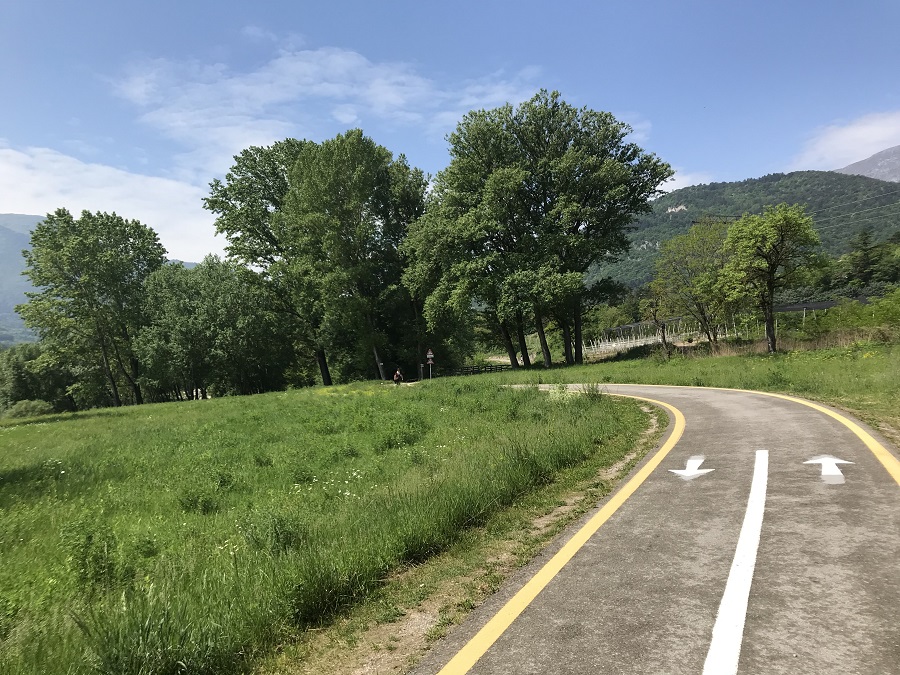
486,341,900,443
0,380,645,674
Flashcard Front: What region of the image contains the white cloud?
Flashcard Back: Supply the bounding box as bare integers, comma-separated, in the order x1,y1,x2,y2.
661,168,714,192
0,145,222,262
112,46,541,179
789,110,900,171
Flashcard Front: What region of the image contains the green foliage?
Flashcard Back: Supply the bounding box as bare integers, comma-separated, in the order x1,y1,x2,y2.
17,209,166,407
723,203,820,351
404,90,672,367
1,399,54,419
650,218,736,344
0,342,75,413
137,257,297,399
205,132,428,385
599,171,900,287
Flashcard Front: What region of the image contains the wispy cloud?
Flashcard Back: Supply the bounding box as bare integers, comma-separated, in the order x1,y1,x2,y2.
789,110,900,171
0,145,222,261
661,168,714,192
112,45,541,179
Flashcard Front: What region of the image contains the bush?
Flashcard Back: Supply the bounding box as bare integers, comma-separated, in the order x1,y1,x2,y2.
2,399,54,419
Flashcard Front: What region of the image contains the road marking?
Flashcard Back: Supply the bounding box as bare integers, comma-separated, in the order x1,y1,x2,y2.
435,396,685,675
604,384,900,487
702,449,769,675
670,455,715,480
804,455,854,484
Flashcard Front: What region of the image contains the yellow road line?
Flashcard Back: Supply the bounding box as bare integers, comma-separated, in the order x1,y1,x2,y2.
436,396,685,674
598,383,900,487
758,391,900,487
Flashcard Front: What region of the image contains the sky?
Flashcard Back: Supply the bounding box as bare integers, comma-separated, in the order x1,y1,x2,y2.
2,0,900,261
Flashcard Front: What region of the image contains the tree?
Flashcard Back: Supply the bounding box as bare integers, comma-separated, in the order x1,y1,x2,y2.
0,343,76,413
137,257,298,399
278,130,426,383
17,209,166,406
405,90,672,367
650,218,735,347
207,133,426,385
723,203,820,352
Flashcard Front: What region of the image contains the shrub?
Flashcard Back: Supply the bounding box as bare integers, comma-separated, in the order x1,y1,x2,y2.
2,399,54,419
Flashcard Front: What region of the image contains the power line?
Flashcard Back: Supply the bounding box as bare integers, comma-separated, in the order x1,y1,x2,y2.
808,188,900,216
813,200,900,225
814,205,900,233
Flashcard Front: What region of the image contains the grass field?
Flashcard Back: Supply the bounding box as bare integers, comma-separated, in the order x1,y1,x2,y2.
2,339,897,674
0,379,648,674
489,341,900,445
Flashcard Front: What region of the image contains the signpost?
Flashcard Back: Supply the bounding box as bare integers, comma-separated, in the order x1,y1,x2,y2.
426,348,434,379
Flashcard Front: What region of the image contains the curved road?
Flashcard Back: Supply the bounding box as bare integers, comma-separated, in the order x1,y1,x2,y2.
412,385,900,675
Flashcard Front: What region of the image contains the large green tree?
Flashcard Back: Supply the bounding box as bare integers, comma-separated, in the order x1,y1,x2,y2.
723,203,820,352
650,218,736,347
278,130,426,383
206,133,426,385
17,209,166,406
137,257,297,399
405,90,672,367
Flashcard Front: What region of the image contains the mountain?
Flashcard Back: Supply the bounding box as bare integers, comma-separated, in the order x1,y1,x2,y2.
836,145,900,183
595,171,900,286
0,214,43,344
0,213,44,346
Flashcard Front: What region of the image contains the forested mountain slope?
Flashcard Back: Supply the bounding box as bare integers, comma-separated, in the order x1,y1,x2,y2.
595,171,900,286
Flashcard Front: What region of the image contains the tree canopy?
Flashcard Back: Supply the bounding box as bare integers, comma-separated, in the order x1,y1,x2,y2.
18,209,166,406
723,203,820,352
404,90,672,366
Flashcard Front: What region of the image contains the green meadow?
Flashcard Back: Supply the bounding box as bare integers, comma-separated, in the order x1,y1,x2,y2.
489,341,900,441
0,380,647,674
2,339,898,674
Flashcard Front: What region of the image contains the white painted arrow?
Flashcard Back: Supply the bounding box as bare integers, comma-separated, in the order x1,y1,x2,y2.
669,455,715,480
804,455,854,484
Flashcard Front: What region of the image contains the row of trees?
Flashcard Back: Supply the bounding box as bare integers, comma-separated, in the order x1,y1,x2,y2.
16,89,885,413
8,212,299,411
6,91,672,411
647,205,900,353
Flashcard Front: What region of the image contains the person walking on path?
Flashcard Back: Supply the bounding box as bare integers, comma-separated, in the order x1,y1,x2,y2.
393,368,404,385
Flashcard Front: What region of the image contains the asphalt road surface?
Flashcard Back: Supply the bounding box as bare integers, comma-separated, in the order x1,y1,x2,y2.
411,385,900,675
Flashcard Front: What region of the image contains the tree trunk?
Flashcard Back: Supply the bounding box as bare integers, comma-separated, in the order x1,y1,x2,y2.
534,306,552,368
315,348,333,385
560,322,574,365
763,305,777,353
372,344,386,380
763,278,777,353
498,319,519,369
659,320,671,360
98,340,122,407
515,312,531,367
574,300,584,365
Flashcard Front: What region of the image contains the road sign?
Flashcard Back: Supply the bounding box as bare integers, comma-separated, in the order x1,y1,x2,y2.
426,348,434,359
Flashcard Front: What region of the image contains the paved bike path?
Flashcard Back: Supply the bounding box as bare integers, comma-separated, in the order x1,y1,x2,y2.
411,385,900,674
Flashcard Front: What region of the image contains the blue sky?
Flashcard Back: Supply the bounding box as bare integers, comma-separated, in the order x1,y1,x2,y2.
2,0,899,261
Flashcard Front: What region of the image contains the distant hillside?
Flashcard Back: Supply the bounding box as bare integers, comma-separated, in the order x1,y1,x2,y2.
595,171,900,286
0,215,43,344
836,145,900,183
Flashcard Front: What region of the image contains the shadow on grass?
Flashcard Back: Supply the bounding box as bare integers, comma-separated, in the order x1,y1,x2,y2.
0,458,120,507
0,406,133,429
